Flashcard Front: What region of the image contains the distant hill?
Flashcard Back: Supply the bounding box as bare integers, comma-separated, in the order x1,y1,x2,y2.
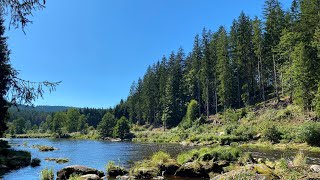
9,105,73,113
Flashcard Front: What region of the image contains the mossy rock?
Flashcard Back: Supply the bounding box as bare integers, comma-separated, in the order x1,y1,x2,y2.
245,164,279,179
159,162,180,175
45,158,69,164
174,161,209,178
107,166,128,177
32,145,58,152
130,167,159,179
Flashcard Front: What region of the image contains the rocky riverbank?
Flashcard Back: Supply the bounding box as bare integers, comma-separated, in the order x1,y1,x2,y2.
0,140,32,176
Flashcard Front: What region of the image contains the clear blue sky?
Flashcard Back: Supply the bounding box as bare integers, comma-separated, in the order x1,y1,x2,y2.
6,0,291,108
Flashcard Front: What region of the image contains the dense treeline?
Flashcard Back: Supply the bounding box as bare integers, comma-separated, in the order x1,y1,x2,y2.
7,107,107,135
115,0,320,128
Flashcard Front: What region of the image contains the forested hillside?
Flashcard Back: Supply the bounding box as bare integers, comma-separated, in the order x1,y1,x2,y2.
112,0,320,128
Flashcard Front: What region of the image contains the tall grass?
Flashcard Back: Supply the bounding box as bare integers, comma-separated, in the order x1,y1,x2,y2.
40,168,54,180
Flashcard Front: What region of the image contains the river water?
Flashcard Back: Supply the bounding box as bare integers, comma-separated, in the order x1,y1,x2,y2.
2,138,320,180
1,138,196,180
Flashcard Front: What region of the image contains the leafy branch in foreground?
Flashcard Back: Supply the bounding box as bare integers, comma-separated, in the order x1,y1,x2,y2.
0,0,46,30
8,70,61,106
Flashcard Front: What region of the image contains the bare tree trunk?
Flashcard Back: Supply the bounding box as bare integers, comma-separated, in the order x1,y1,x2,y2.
237,72,241,108
273,54,279,102
214,77,218,114
206,79,209,120
260,56,266,103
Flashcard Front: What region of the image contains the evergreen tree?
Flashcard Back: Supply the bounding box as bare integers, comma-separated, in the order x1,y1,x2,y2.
191,35,203,115
263,0,285,101
216,26,232,110
0,13,11,136
162,50,184,127
252,16,266,102
200,28,213,119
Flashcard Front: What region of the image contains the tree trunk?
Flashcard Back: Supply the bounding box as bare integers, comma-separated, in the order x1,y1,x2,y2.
273,54,280,102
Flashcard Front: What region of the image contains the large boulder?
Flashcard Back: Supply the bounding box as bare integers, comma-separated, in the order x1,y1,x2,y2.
56,165,104,180
211,164,278,180
174,161,209,178
80,174,100,180
130,167,159,179
159,162,180,175
108,166,128,177
310,165,320,173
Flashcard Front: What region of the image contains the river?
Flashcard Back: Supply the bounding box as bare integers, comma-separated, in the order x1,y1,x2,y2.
2,138,320,180
1,138,196,180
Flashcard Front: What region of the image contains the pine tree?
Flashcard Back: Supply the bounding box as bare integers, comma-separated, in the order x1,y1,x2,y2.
291,42,313,109
263,0,285,101
191,35,203,115
200,28,213,119
252,16,266,103
162,50,184,127
216,26,232,110
0,13,11,136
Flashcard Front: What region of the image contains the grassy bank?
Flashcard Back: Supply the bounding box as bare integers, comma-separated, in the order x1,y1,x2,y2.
132,100,320,153
108,146,319,179
6,130,100,140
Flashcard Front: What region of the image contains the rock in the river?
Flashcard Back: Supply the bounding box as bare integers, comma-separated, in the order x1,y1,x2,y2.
211,164,278,180
115,175,135,180
56,165,104,180
174,161,208,178
310,165,320,173
108,167,128,177
159,162,180,175
80,174,100,180
130,167,159,179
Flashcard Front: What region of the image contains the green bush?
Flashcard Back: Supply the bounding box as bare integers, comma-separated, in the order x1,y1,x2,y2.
106,161,117,172
299,122,320,146
180,100,199,129
263,124,282,143
177,146,242,165
40,168,54,180
177,149,199,165
233,124,256,140
293,152,306,167
151,151,171,165
113,116,130,139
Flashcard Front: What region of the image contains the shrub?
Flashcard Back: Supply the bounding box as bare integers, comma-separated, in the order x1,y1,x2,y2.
40,168,54,180
30,158,41,167
263,124,282,143
293,152,306,167
177,149,199,165
106,161,116,172
177,146,242,165
180,100,199,129
233,124,255,140
151,151,170,165
299,122,320,146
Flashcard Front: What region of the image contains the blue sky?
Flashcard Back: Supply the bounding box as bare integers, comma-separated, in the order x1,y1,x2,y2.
6,0,291,108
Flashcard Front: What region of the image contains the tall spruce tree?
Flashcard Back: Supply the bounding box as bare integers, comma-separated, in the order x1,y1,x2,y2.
252,16,266,103
216,26,232,110
0,13,10,136
263,0,285,101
